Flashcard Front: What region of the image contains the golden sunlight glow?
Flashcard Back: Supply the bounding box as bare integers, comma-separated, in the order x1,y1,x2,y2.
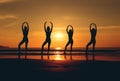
54,54,62,60
56,47,62,50
0,0,120,48
54,32,64,39
53,51,63,60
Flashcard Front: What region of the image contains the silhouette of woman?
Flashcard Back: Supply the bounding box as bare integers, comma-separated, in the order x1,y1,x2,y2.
18,22,29,59
64,25,74,59
86,23,97,60
41,21,53,59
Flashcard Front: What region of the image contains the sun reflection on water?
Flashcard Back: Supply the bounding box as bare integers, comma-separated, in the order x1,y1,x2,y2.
54,54,62,60
54,48,64,60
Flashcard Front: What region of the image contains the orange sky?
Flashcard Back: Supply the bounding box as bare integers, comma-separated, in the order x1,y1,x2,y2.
0,0,120,48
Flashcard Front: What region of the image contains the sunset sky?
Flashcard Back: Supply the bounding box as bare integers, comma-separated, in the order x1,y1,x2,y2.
0,0,120,48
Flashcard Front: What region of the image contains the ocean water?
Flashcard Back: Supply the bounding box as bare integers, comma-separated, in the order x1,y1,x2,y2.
0,50,120,61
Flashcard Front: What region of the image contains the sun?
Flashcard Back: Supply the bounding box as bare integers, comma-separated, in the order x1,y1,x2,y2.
52,31,66,48
54,32,64,39
56,47,61,50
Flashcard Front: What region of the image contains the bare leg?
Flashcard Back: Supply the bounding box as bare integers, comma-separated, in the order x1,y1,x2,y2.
64,42,70,59
48,40,51,59
92,41,96,61
25,41,28,60
86,41,92,52
18,40,24,59
93,41,96,52
70,41,73,60
41,41,47,60
64,42,70,54
86,52,88,61
41,41,47,53
86,41,92,61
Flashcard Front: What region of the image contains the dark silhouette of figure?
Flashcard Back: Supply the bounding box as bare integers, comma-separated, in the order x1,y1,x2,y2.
64,25,74,60
18,22,29,59
86,23,97,60
41,21,53,59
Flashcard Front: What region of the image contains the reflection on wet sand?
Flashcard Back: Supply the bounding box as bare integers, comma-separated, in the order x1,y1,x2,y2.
0,51,120,61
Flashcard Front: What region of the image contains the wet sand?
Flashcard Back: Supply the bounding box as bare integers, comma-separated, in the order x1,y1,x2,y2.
0,59,120,81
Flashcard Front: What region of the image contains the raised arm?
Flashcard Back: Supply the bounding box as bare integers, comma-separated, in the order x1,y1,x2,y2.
66,25,69,33
69,25,74,32
93,23,97,31
26,22,29,31
22,22,25,31
50,21,53,32
44,21,47,32
90,23,93,31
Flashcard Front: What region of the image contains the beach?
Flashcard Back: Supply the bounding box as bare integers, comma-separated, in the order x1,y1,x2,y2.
0,49,120,81
0,59,120,81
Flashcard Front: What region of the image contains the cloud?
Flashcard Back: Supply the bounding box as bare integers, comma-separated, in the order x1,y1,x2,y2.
62,16,80,20
0,14,18,20
0,0,15,3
